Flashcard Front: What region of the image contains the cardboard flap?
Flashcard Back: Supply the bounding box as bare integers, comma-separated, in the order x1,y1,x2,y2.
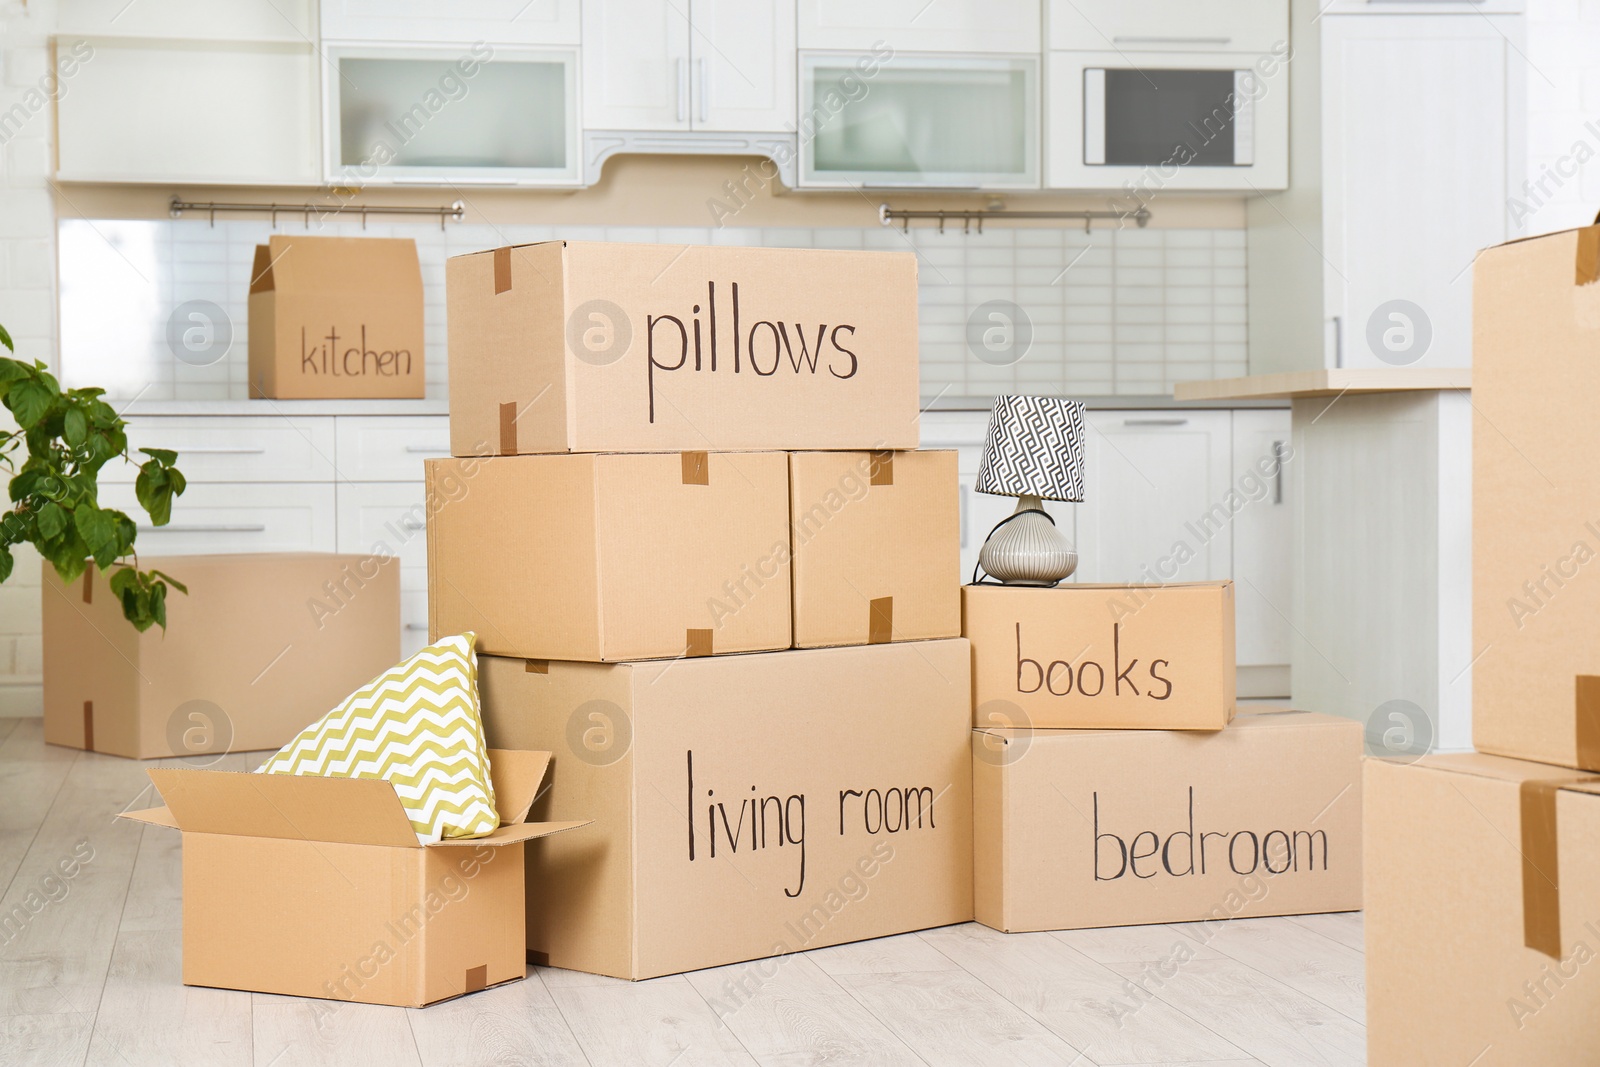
486,749,551,825
117,805,179,829
249,244,274,294
428,819,591,849
148,767,421,847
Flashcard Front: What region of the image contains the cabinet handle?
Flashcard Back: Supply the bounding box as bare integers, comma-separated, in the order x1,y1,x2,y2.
405,623,430,631
697,58,708,124
172,447,269,455
676,58,688,123
1112,35,1233,45
1272,440,1286,505
139,523,268,533
1332,315,1343,369
403,445,449,454
1122,417,1189,427
399,519,426,533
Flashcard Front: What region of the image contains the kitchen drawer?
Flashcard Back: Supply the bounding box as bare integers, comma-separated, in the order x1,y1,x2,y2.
100,482,336,555
1048,0,1287,54
335,482,429,572
333,416,450,482
103,417,337,484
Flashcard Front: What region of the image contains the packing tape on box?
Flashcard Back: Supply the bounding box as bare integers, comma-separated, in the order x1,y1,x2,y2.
869,597,893,644
1579,226,1600,287
524,659,549,674
869,451,894,486
681,451,709,485
685,629,713,657
82,701,93,753
82,570,92,604
464,964,488,994
1521,774,1600,958
499,402,518,456
493,247,512,294
1576,676,1600,770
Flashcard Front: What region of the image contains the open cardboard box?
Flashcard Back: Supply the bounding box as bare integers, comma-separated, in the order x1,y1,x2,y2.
121,750,587,1007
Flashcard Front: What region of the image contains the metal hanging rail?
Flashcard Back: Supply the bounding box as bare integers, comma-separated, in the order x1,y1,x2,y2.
168,195,466,230
879,203,1151,235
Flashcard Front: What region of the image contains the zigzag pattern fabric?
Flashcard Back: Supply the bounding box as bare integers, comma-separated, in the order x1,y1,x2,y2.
256,633,499,844
975,394,1088,503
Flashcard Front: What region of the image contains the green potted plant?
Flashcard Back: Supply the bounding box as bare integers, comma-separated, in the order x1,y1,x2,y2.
0,325,186,631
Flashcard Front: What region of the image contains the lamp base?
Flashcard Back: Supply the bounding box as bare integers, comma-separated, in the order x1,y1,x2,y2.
978,495,1078,586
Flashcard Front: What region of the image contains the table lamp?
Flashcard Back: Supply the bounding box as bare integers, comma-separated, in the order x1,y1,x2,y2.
973,394,1086,586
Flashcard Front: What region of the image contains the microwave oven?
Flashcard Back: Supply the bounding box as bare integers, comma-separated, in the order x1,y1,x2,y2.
1047,49,1288,191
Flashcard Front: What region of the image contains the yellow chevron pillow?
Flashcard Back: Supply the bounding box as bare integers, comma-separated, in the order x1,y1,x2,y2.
256,633,498,844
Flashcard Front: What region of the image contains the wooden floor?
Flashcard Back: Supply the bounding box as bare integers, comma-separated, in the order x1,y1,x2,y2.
0,718,1367,1066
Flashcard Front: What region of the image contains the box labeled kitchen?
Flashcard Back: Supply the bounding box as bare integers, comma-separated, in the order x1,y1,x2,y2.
1473,224,1600,771
972,711,1361,934
118,750,587,1008
1366,753,1600,1066
476,639,973,981
446,241,919,457
248,234,424,400
963,581,1236,730
42,553,400,759
790,449,960,648
425,451,791,661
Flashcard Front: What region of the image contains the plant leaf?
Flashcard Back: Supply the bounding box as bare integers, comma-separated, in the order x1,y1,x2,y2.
34,501,66,540
0,324,12,352
138,447,178,466
7,380,53,429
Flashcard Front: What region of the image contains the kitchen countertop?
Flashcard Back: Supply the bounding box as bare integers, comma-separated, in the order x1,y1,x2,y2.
1173,368,1470,402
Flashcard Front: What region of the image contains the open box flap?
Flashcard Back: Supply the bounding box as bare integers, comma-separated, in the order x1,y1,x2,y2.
486,749,550,826
118,805,179,829
428,818,591,849
141,767,420,847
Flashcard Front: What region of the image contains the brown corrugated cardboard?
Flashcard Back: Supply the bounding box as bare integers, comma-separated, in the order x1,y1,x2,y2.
972,711,1361,934
963,582,1236,730
1474,225,1600,770
425,451,792,661
476,639,973,980
1365,752,1600,1065
42,553,400,759
789,450,960,648
119,750,588,1007
446,241,919,456
248,235,424,399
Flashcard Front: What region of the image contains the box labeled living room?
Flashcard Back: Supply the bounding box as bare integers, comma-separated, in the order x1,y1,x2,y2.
11,0,1568,1059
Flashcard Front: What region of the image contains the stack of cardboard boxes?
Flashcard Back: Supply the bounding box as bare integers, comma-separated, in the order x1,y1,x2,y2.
430,241,973,980
1365,224,1600,1063
966,580,1364,933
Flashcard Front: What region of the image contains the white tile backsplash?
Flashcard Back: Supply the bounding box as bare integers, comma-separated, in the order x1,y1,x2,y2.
58,217,1249,401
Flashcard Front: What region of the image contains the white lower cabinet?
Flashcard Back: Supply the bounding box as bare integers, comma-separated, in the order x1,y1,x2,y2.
102,482,338,555
922,406,1290,690
335,481,431,658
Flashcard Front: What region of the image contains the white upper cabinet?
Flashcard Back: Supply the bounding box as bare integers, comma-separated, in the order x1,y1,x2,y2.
55,38,319,184
57,0,313,40
1047,0,1287,54
1318,0,1521,14
321,0,581,46
799,0,1041,54
800,53,1039,189
583,0,795,132
1321,15,1522,368
325,45,580,185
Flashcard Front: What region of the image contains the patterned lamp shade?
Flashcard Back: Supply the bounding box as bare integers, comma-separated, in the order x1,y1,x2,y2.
975,395,1087,503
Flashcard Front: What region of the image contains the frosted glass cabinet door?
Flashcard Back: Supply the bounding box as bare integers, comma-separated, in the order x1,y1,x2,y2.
799,54,1039,188
326,47,580,184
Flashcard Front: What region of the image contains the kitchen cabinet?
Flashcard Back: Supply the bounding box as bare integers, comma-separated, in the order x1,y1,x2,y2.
1317,0,1521,14
100,482,337,555
54,37,320,184
1230,408,1292,696
57,0,314,40
335,482,431,658
320,0,581,46
325,46,581,185
1046,0,1286,53
799,53,1039,189
1319,14,1524,368
800,0,1040,54
582,0,795,133
1073,411,1233,584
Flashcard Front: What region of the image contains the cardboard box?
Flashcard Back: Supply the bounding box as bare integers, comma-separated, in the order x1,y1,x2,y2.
476,639,974,980
962,581,1236,730
1474,224,1600,770
972,711,1361,933
119,750,588,1007
43,553,400,759
425,451,792,661
446,241,919,457
248,235,424,400
789,449,960,648
1366,753,1600,1065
